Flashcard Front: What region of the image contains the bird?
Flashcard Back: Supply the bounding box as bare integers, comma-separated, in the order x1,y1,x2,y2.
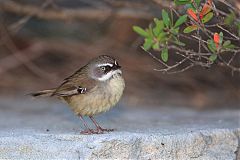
30,55,125,134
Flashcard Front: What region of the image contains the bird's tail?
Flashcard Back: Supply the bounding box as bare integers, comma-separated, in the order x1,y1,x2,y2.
29,89,56,97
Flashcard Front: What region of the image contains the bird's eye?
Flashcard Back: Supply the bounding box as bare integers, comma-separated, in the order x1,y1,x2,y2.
100,66,106,71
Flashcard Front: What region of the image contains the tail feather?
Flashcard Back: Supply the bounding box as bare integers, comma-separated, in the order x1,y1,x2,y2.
29,89,55,97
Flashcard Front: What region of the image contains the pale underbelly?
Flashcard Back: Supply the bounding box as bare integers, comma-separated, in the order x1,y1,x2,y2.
63,76,125,116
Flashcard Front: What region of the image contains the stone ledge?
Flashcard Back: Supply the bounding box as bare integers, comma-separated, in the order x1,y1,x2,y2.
0,97,239,160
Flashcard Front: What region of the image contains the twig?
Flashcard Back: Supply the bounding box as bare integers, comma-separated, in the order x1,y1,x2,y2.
217,24,240,40
0,43,45,75
228,52,237,65
9,0,54,33
0,24,57,82
191,35,208,44
140,46,169,68
218,0,240,13
0,0,153,21
154,63,195,74
151,0,174,8
218,54,240,72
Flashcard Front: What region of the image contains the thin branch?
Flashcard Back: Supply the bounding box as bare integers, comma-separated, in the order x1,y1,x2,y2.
154,63,195,74
217,24,240,40
9,0,54,33
0,43,44,75
218,54,240,72
218,0,240,14
228,52,237,65
0,24,57,82
191,35,208,44
151,0,174,8
0,1,153,21
140,46,169,68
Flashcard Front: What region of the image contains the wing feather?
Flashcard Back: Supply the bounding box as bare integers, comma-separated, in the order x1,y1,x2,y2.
52,67,96,97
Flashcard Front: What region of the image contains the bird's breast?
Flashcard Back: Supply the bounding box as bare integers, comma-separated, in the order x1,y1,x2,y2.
64,75,125,116
105,74,125,105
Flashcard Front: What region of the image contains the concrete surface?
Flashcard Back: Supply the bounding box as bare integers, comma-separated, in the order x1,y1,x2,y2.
0,97,239,160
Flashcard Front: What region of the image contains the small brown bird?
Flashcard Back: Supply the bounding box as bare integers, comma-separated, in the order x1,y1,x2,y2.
31,55,125,134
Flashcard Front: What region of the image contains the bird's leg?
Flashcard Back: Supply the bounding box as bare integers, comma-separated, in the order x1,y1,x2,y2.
89,116,114,133
78,115,96,134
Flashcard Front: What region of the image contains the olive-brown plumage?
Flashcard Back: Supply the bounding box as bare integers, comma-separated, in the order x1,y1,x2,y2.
31,55,125,134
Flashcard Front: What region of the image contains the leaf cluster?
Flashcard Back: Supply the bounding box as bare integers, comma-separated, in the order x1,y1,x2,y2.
133,0,240,72
133,9,187,62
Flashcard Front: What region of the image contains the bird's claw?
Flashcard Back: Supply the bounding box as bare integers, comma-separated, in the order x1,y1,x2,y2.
80,129,97,135
80,128,114,135
97,127,114,133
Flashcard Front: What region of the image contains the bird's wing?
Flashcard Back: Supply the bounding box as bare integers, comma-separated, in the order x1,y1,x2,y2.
52,68,97,97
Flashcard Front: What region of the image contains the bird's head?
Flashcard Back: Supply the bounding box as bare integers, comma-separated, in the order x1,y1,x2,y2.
88,55,122,81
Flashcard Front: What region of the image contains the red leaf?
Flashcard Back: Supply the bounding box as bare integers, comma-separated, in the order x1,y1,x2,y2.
187,8,198,22
207,0,213,5
214,33,220,48
199,0,213,19
200,4,211,19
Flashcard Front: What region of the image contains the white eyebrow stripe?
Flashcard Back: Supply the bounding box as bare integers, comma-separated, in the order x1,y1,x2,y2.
97,69,122,81
97,63,113,67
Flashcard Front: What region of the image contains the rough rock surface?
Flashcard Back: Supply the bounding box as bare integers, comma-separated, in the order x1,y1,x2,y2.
0,97,239,160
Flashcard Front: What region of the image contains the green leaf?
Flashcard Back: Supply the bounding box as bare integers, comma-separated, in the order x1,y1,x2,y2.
153,19,164,36
224,12,235,25
225,44,236,49
219,32,223,45
146,28,154,38
172,36,185,46
174,15,188,28
152,42,160,50
149,24,155,37
223,40,235,49
183,25,198,33
187,0,201,10
194,0,201,7
173,39,186,46
157,32,167,42
223,40,231,47
171,27,179,35
133,26,149,38
161,48,169,62
237,22,240,36
223,40,236,49
162,9,170,27
207,39,216,53
143,38,153,51
174,0,191,5
209,54,217,62
201,12,213,24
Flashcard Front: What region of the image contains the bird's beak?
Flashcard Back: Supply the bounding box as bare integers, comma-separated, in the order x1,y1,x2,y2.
112,64,121,70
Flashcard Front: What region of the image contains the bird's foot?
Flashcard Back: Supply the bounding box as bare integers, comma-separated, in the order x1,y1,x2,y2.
88,128,114,134
80,128,114,135
97,127,114,133
80,129,97,135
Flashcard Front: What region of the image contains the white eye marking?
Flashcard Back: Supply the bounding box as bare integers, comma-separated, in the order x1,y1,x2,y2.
114,60,118,66
97,63,113,67
97,69,122,81
77,87,87,94
100,66,106,71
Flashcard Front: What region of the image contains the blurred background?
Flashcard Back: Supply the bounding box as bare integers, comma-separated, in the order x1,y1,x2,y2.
0,0,239,109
